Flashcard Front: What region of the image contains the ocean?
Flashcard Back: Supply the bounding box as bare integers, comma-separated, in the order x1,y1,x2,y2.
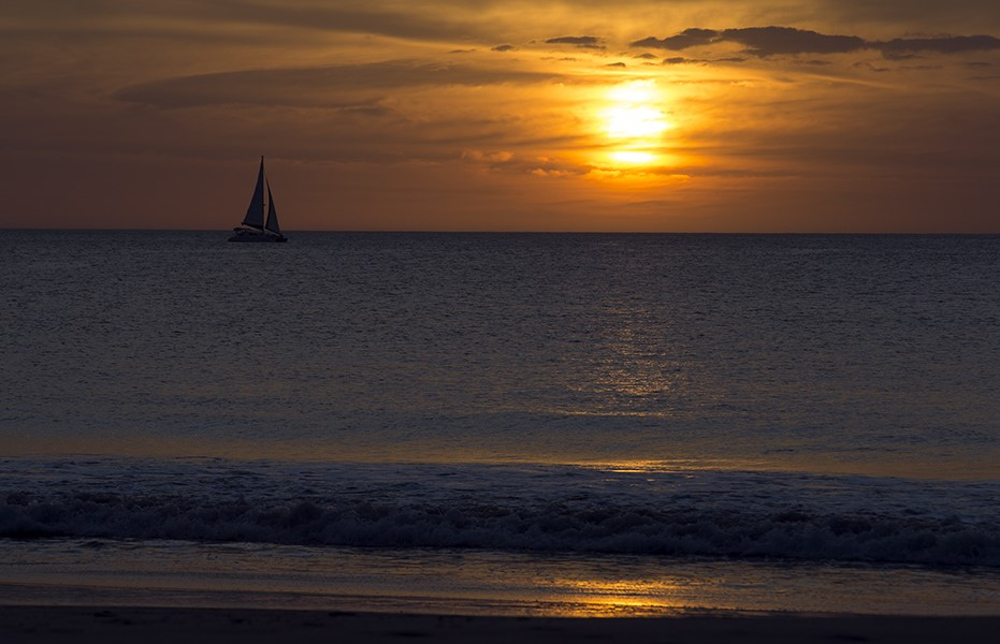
1,231,999,616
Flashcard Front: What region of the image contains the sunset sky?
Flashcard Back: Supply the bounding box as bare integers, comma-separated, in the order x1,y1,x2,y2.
3,1,999,232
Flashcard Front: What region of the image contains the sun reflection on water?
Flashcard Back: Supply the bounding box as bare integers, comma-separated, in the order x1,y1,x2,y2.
538,578,692,617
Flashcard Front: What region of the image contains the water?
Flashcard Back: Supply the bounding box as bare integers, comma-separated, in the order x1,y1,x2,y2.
1,231,999,615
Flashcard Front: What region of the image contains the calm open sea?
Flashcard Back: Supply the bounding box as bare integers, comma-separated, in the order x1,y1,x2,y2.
1,231,999,615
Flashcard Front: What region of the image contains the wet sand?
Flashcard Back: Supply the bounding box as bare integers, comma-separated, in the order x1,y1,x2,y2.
2,606,998,643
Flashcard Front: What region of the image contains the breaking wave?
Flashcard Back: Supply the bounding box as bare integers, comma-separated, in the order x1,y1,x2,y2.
1,457,998,567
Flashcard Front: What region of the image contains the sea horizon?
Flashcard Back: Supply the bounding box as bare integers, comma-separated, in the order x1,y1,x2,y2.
4,228,1000,235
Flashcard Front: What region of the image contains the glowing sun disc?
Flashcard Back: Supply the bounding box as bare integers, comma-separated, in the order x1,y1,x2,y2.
604,105,671,139
610,151,657,164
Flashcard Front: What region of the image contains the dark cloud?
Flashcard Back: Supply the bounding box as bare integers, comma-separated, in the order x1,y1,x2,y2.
724,27,865,56
633,28,718,51
631,26,1000,59
116,60,560,109
492,44,516,52
880,35,1000,55
634,27,864,56
545,36,605,50
853,62,891,73
605,62,626,68
662,56,745,66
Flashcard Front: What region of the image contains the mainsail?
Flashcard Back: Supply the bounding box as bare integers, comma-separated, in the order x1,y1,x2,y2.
241,157,266,230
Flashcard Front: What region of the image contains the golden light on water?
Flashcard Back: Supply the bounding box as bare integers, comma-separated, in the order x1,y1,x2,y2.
542,578,690,617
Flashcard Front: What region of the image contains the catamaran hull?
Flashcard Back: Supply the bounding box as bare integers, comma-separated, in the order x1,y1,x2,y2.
228,229,287,243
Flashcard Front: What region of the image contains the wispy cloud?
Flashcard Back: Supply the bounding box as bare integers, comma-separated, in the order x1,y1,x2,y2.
545,36,605,50
662,56,746,65
633,26,1000,58
116,60,563,109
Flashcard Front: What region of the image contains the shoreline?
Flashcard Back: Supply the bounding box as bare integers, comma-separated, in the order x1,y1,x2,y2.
3,605,1000,643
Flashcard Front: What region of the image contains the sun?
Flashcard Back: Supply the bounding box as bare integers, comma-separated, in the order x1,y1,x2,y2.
609,150,657,165
598,80,672,167
605,105,671,139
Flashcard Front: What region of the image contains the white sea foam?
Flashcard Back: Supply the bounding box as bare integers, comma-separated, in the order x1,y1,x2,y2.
1,457,997,567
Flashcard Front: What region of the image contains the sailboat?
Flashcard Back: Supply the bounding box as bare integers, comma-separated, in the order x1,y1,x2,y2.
228,156,288,243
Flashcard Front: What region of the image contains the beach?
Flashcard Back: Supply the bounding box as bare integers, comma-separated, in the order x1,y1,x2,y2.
3,606,999,644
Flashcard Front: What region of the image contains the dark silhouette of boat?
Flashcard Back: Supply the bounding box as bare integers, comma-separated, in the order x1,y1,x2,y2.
229,156,287,243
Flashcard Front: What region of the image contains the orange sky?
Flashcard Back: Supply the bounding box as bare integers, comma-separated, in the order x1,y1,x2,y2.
2,1,1000,232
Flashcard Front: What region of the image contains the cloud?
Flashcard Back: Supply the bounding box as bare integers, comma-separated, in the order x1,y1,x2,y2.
662,56,745,66
3,1,499,45
853,61,891,73
633,28,718,51
632,26,1000,58
492,44,516,52
462,149,514,164
545,36,605,50
724,27,866,56
116,60,561,109
880,34,1000,55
